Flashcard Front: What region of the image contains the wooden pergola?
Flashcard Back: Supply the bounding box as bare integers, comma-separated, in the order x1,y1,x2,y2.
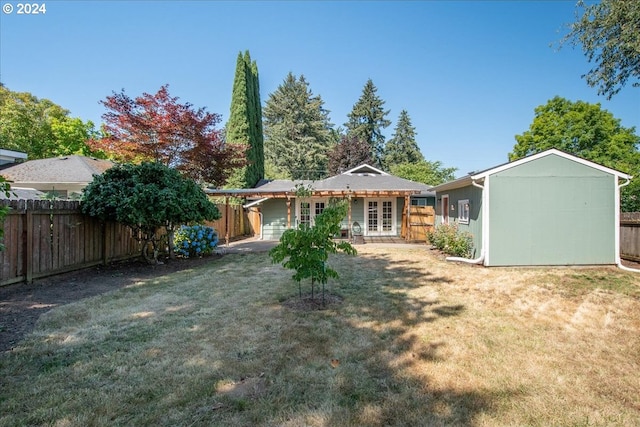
206,188,425,245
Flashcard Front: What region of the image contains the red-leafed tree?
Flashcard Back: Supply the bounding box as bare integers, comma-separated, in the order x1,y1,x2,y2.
89,85,243,186
327,134,373,175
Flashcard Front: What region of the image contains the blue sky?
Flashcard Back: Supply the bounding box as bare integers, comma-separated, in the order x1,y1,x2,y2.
1,0,638,178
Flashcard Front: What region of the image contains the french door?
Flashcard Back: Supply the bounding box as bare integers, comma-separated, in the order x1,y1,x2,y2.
366,199,395,236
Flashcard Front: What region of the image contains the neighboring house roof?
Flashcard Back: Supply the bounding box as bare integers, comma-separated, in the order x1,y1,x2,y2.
0,187,46,200
207,164,434,197
0,148,28,166
0,155,115,185
431,149,632,192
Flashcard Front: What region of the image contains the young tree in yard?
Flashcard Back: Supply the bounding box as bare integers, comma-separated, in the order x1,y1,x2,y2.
510,96,640,211
383,110,424,170
226,51,265,188
561,0,640,99
327,134,373,175
344,79,391,169
81,162,221,263
270,197,356,306
263,73,334,180
90,84,241,187
390,161,457,186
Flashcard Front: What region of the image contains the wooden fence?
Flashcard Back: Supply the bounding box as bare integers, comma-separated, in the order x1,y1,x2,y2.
0,201,256,286
621,212,640,262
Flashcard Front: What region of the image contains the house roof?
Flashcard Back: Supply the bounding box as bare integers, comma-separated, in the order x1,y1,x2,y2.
431,149,632,192
0,187,46,200
206,164,434,198
0,155,115,184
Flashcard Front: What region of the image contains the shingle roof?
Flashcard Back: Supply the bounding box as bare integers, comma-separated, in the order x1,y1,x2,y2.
0,155,115,184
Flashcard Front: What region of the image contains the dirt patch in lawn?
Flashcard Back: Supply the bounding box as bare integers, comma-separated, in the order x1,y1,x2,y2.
0,255,217,353
282,293,344,311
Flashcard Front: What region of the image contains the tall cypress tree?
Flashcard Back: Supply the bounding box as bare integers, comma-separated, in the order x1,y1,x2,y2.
344,79,391,169
226,51,264,188
383,109,424,170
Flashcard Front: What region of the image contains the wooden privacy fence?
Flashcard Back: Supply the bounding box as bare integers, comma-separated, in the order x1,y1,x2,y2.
401,206,435,242
0,200,140,286
621,212,640,262
0,201,256,286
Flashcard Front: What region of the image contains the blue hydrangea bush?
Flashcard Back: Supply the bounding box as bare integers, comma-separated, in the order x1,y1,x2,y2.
174,224,219,258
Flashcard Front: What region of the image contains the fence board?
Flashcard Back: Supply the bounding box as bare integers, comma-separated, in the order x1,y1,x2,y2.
621,212,640,262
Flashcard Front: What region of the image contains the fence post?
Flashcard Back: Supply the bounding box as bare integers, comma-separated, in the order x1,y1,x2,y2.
25,201,33,283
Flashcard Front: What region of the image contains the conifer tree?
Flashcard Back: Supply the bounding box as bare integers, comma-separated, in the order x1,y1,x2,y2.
344,79,391,168
226,51,264,188
263,73,333,180
383,109,424,170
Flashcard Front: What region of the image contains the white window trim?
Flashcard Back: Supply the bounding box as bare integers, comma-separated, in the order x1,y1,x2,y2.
296,198,328,226
458,199,470,225
364,198,396,236
441,194,450,225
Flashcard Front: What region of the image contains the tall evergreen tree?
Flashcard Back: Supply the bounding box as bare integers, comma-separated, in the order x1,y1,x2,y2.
383,109,423,170
344,79,391,168
226,51,264,188
263,73,333,180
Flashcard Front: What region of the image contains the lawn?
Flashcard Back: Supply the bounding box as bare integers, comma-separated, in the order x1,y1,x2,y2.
1,245,639,426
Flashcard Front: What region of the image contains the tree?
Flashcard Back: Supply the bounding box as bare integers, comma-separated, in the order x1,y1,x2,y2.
0,85,98,159
269,195,356,306
561,0,640,99
383,110,424,170
90,84,241,187
344,79,391,168
390,161,457,186
226,51,265,188
327,134,373,175
510,96,640,211
81,162,221,262
263,73,334,180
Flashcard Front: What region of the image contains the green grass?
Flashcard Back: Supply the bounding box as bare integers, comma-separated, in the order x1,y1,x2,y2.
1,247,639,426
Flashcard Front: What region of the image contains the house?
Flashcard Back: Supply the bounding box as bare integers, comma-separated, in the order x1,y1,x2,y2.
0,149,27,166
207,164,435,241
0,155,115,199
430,149,631,266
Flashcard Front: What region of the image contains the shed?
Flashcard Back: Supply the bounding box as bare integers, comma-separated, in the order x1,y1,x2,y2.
430,149,631,266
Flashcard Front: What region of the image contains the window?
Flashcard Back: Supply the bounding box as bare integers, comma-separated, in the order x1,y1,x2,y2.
458,199,470,224
411,198,428,206
300,202,311,226
314,201,325,216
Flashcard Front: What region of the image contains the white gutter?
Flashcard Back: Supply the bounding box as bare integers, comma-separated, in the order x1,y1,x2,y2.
446,178,486,265
616,177,640,273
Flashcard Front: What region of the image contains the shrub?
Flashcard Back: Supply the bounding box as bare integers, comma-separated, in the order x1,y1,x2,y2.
427,223,473,258
174,224,219,258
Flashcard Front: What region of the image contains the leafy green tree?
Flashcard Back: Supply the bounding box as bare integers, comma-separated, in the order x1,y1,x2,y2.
510,96,640,211
344,79,391,168
270,197,356,306
390,161,457,186
226,51,265,188
0,85,97,159
81,162,220,262
263,73,334,180
383,110,424,170
561,0,640,99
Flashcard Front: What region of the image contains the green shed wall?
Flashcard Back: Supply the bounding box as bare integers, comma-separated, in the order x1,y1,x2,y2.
261,199,289,240
436,186,483,258
487,154,616,266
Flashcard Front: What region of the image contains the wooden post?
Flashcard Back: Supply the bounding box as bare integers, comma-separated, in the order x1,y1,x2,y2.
348,197,352,239
405,195,411,242
225,196,230,247
25,201,33,283
286,198,291,229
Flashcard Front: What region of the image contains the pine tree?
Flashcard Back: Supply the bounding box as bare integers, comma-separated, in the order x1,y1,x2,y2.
263,73,334,180
226,51,264,188
344,79,391,168
383,109,424,170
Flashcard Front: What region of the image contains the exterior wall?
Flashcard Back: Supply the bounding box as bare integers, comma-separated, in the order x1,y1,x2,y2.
261,199,289,240
488,154,616,266
435,186,483,258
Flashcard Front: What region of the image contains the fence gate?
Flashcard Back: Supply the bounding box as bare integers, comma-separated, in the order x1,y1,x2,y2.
406,206,435,242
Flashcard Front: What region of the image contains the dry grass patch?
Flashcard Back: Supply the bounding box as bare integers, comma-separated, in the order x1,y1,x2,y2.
1,247,639,426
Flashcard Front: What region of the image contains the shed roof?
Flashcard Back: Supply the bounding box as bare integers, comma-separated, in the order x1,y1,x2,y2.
431,149,632,192
0,155,115,184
